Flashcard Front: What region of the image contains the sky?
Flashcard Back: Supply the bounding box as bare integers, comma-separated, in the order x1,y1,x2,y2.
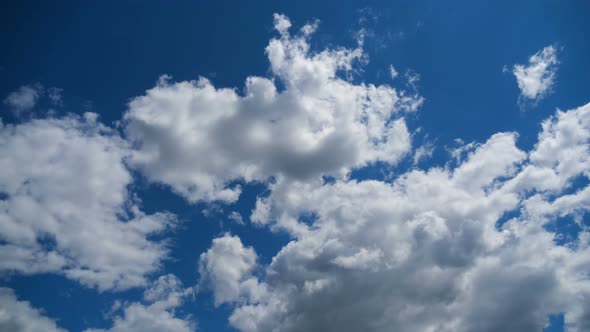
0,1,589,331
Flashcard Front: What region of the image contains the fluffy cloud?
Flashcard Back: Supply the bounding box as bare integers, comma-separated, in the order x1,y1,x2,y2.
0,288,66,332
2,11,586,332
503,102,590,196
3,84,43,115
198,234,262,306
0,113,175,290
197,102,590,331
512,45,558,104
123,14,422,203
85,274,195,332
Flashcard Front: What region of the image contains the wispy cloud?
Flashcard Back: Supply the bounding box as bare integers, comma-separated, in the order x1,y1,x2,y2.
510,45,559,107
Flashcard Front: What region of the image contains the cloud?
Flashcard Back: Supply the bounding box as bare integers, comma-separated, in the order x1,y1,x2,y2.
123,14,422,203
512,45,558,105
2,12,586,332
389,65,398,79
3,84,64,116
196,102,590,332
0,113,176,291
0,287,66,332
85,274,195,332
198,234,262,306
229,211,245,225
3,84,43,115
412,141,434,165
47,87,63,107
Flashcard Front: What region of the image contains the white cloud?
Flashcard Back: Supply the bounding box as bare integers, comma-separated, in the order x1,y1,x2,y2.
451,132,525,192
512,45,558,103
3,84,43,115
85,274,195,332
0,113,176,291
0,288,66,332
3,84,64,116
195,102,590,332
124,14,421,203
389,64,398,79
273,13,292,36
229,211,245,225
504,102,590,195
412,141,434,165
2,13,586,332
198,234,262,306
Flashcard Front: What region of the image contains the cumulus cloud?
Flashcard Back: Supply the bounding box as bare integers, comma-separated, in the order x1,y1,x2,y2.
0,113,176,290
0,288,66,332
123,14,422,203
198,234,262,306
85,274,195,332
2,12,587,332
196,102,590,332
512,45,558,104
3,84,43,115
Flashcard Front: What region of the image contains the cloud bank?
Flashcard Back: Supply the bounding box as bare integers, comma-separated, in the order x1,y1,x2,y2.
199,102,590,332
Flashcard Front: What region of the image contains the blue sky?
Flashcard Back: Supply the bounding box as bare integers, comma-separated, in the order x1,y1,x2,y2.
1,1,589,331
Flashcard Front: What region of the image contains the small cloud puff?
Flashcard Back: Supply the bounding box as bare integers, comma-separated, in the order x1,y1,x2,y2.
511,45,559,106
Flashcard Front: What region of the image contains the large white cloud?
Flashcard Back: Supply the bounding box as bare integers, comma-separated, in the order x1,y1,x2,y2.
85,274,195,332
0,113,176,291
0,288,66,332
124,14,422,203
512,45,558,105
198,102,590,332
